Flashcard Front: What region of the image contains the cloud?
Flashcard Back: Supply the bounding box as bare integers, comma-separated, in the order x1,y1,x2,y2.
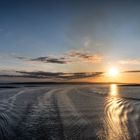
15,49,102,64
118,59,140,65
123,70,140,73
15,56,28,61
0,71,103,81
67,50,102,63
15,55,69,64
30,57,68,64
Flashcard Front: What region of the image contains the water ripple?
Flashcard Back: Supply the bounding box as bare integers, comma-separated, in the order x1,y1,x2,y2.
104,85,140,140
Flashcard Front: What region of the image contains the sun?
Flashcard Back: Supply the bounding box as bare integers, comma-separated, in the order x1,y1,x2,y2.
108,67,120,77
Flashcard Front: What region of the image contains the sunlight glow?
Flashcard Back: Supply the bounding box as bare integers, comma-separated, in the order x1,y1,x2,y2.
108,67,119,77
109,84,118,96
105,85,129,140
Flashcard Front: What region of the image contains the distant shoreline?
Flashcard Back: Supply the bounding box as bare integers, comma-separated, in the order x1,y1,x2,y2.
0,82,140,86
119,84,140,86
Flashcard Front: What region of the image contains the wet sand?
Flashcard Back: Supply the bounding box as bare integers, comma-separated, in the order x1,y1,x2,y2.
0,84,140,140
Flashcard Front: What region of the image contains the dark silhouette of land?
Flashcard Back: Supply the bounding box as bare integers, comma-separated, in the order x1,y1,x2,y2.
0,82,139,89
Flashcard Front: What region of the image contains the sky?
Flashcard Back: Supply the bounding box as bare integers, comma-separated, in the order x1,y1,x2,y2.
0,0,140,83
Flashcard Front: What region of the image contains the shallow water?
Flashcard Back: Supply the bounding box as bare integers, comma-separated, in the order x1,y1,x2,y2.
0,84,139,140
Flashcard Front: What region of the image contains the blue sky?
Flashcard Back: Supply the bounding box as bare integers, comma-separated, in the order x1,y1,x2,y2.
0,0,140,83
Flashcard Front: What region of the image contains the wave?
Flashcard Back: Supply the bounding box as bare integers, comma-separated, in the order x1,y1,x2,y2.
0,85,139,140
104,96,140,140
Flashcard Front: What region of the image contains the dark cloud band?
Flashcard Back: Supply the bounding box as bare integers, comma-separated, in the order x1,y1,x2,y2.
0,71,103,80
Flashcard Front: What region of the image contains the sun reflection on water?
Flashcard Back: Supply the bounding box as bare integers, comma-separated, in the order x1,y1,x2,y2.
109,84,119,96
104,84,129,140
